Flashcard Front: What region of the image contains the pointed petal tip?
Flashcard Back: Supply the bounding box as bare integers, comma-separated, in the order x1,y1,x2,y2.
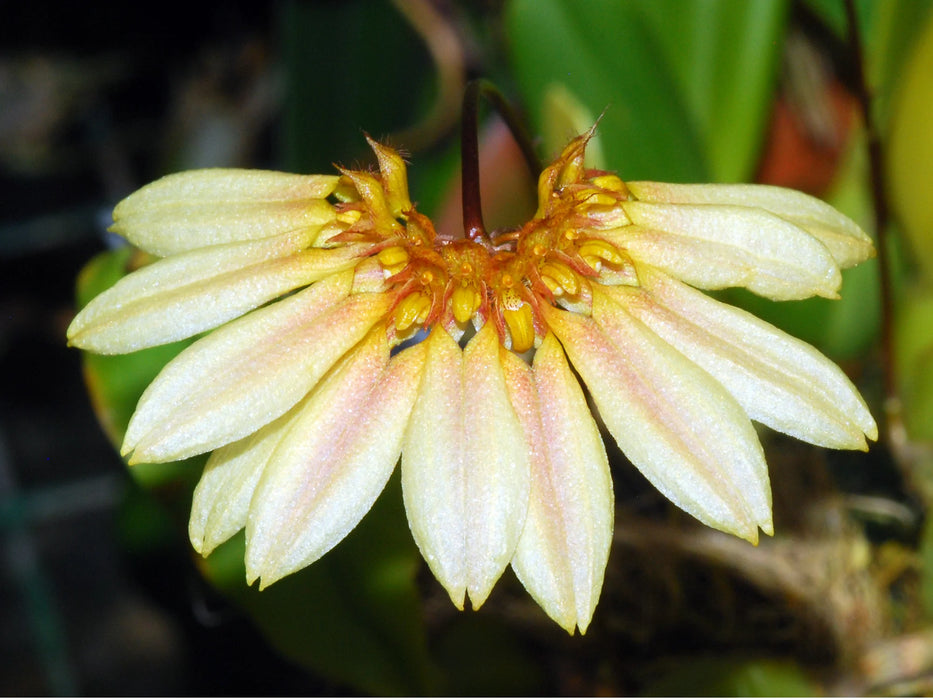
448,588,466,611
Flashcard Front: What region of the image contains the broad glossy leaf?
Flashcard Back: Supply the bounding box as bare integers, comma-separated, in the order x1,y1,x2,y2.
506,0,706,182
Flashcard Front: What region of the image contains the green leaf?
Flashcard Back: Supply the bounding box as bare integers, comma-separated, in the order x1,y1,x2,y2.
506,0,787,183
75,248,202,490
200,473,438,696
506,0,707,182
802,0,933,127
635,0,789,182
895,283,933,444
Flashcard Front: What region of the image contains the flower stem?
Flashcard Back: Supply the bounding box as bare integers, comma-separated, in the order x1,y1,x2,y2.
843,0,898,437
461,79,542,242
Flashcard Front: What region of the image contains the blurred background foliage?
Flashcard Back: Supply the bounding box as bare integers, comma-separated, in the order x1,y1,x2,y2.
5,0,933,694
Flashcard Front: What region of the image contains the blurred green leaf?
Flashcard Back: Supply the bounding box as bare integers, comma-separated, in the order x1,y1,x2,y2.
75,248,201,490
636,0,788,182
506,0,707,181
641,655,818,696
802,0,933,126
200,473,437,696
886,5,933,282
895,283,933,444
507,0,787,183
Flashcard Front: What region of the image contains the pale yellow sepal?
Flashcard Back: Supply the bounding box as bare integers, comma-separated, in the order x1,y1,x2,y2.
606,268,877,449
68,229,366,353
365,135,412,218
189,406,302,556
544,300,773,543
110,169,339,257
626,181,875,269
612,200,841,300
123,272,389,463
402,324,530,610
502,337,613,635
245,329,427,588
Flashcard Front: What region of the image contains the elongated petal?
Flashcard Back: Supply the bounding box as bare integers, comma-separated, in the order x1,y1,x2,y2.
189,405,303,556
544,297,772,542
604,201,841,300
402,328,466,605
245,329,427,587
124,271,390,462
605,269,877,449
111,169,339,256
68,230,367,353
627,181,875,268
502,337,613,634
402,324,530,609
461,324,531,607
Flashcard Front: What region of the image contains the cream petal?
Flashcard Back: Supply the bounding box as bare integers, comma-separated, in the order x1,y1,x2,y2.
189,405,303,556
402,324,530,610
245,330,427,588
627,181,875,268
402,327,467,606
607,200,841,300
544,298,773,542
123,271,390,463
502,337,613,635
461,324,531,608
68,230,367,353
605,270,877,449
111,169,339,256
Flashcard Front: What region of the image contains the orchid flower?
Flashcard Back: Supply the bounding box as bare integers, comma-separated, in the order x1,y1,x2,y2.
68,129,876,634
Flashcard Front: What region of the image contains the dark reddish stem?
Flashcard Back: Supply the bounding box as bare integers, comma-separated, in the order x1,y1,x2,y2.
843,0,897,427
461,80,542,242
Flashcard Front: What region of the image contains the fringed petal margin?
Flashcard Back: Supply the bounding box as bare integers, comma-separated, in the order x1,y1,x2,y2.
502,336,613,634
245,328,427,588
123,271,389,463
604,268,877,449
111,169,339,256
544,296,773,543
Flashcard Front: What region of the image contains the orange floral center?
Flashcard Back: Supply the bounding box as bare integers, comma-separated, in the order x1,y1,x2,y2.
331,134,638,354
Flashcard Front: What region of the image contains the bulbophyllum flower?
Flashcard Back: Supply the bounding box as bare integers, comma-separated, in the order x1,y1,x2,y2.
68,131,877,634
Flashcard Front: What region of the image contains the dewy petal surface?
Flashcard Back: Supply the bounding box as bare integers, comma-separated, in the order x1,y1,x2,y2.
402,327,467,606
608,200,841,300
502,337,613,635
626,181,875,268
111,169,339,256
606,268,878,449
68,229,366,353
544,298,772,542
245,329,427,588
123,271,389,463
402,324,530,609
189,404,304,556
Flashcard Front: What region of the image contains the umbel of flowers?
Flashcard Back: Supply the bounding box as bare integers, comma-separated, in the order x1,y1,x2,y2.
68,130,877,634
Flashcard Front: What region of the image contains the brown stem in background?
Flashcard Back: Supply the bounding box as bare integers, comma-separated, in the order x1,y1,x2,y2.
461,79,542,242
389,0,466,151
843,0,899,438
